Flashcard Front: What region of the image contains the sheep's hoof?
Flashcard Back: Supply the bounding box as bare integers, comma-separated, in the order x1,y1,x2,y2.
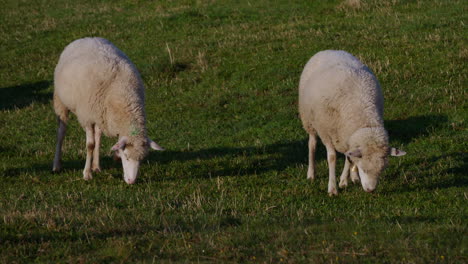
339,180,348,188
92,166,101,173
52,166,61,173
351,177,360,184
83,171,93,181
328,188,338,196
306,170,315,181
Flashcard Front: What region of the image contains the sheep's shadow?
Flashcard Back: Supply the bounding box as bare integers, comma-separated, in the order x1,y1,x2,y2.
416,152,467,189
430,152,467,189
383,114,466,190
0,154,121,179
146,138,327,181
143,115,444,182
385,114,448,145
1,160,84,178
386,151,467,194
0,80,52,110
0,138,323,183
2,114,454,187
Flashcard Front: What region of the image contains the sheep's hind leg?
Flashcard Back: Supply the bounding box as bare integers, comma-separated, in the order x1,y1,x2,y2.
52,117,67,172
325,144,338,196
307,133,317,181
91,125,102,172
339,156,351,188
83,125,95,180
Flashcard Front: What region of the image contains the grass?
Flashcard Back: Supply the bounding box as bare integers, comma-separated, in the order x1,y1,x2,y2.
0,0,466,262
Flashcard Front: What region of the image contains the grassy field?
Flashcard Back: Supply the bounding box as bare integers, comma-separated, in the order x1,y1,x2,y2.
0,0,467,262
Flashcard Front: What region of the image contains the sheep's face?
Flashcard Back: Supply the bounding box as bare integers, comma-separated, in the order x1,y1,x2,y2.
346,148,388,193
355,155,388,193
347,146,406,192
112,136,164,184
112,137,149,184
118,147,142,184
346,127,407,192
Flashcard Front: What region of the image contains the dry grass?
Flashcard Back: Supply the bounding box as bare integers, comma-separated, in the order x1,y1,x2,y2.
339,0,363,10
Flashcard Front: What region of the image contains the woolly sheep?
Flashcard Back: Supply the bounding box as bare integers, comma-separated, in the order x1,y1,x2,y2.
298,50,405,195
52,37,164,184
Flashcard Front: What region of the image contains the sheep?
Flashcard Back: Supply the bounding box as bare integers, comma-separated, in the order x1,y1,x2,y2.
298,50,405,195
52,37,164,184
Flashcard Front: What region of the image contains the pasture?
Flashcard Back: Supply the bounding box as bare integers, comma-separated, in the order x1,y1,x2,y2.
0,0,466,262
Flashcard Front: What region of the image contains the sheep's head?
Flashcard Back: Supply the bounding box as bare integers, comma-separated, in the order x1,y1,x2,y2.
111,136,164,184
346,145,405,192
346,128,406,192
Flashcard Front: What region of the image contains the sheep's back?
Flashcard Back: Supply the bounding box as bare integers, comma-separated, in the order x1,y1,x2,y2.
299,50,384,151
54,38,143,128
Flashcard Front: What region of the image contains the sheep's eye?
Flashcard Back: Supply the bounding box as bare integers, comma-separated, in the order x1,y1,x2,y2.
124,144,133,150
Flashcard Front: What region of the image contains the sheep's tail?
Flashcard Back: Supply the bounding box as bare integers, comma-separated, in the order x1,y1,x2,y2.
53,93,69,123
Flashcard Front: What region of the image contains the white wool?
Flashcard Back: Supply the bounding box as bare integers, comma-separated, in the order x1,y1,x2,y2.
53,37,163,184
299,50,404,195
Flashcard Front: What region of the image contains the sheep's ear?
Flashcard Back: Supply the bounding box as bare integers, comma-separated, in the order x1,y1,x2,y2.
148,139,164,151
390,147,406,157
112,151,121,161
346,149,362,158
111,136,128,151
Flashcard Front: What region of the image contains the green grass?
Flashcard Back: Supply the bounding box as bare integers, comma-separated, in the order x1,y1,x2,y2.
1,0,467,262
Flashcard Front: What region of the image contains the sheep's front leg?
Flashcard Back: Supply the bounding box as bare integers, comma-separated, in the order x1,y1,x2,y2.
350,163,360,183
53,117,67,172
83,125,95,180
339,156,351,188
307,133,317,181
325,144,338,196
92,125,102,172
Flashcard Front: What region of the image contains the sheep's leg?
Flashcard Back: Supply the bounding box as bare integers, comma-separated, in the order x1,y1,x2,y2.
350,164,360,183
83,125,95,180
325,144,338,196
52,117,67,172
307,133,317,180
92,125,102,172
339,157,351,188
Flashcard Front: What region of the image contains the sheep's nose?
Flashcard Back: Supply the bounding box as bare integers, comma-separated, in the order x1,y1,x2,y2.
364,187,375,193
125,178,136,184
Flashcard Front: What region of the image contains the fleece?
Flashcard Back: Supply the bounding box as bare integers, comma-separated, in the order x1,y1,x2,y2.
54,37,149,160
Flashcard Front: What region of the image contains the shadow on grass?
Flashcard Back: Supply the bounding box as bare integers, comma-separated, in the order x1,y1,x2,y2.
142,115,448,182
385,151,467,193
0,160,84,178
145,138,326,181
385,114,448,144
425,152,467,189
150,114,450,180
0,156,122,179
0,138,321,184
388,216,437,224
0,81,53,110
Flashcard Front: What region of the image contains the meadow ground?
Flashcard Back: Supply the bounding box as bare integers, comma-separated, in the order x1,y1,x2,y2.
0,0,466,263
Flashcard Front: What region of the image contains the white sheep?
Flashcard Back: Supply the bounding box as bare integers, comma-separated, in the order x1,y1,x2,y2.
298,50,405,195
52,37,164,184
